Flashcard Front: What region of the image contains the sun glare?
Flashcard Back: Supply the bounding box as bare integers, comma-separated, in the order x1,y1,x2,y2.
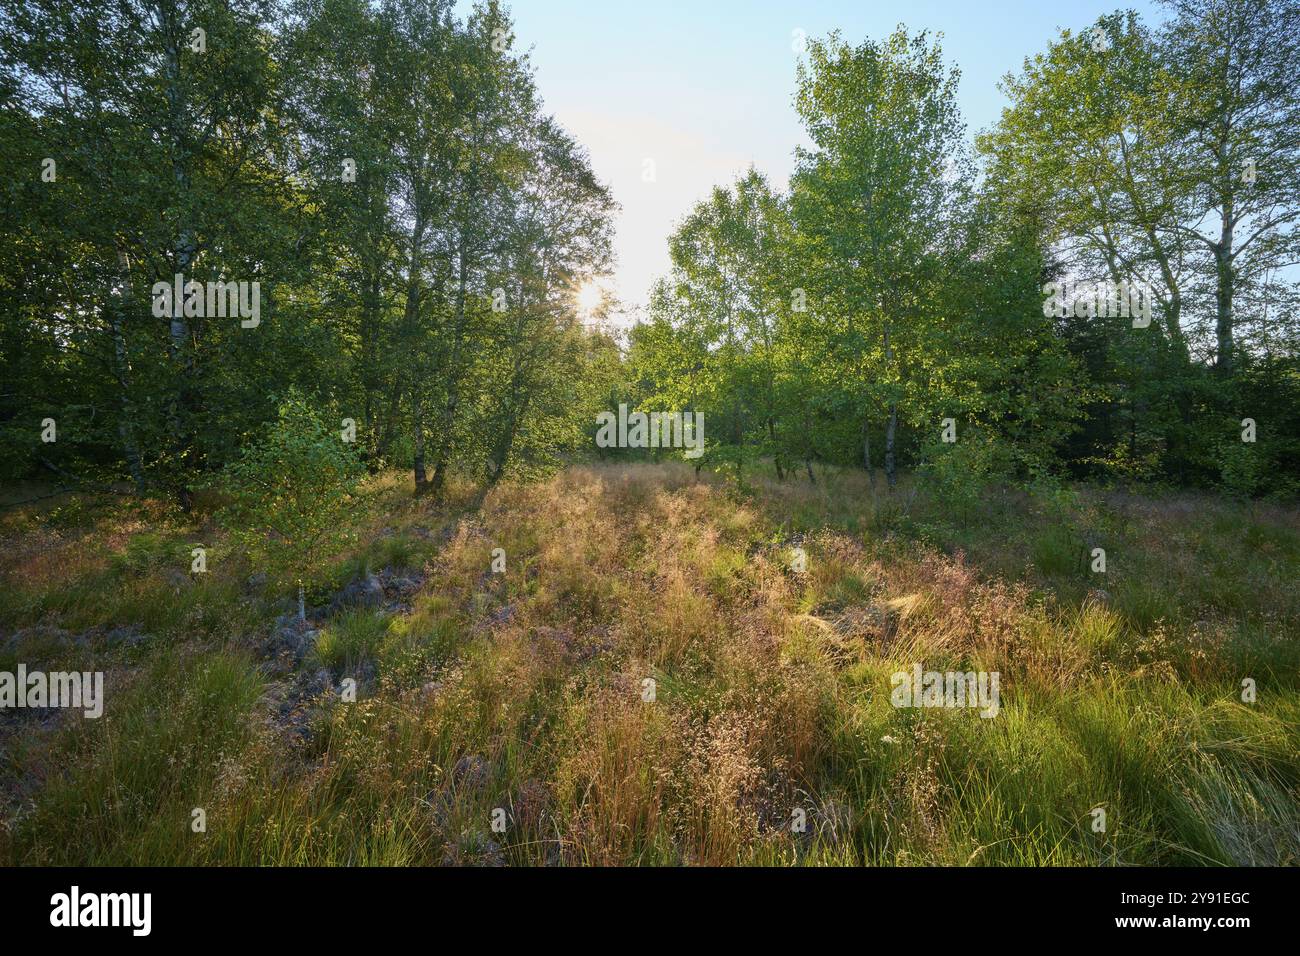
576,280,603,313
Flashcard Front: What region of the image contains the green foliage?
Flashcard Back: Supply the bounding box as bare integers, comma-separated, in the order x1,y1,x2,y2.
219,393,364,589
1215,439,1266,498
979,2,1300,497
916,431,1012,528
621,4,1298,502
0,0,615,506
627,28,1083,493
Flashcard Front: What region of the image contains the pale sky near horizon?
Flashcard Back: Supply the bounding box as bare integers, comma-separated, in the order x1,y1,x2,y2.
460,0,1167,322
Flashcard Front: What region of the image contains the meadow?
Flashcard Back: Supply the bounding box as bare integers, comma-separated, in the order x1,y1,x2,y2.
1,462,1296,866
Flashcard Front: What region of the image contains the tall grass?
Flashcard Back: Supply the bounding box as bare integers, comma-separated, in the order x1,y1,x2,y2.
1,463,1296,865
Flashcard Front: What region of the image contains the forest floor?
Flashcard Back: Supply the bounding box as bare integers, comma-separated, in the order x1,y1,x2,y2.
0,462,1297,865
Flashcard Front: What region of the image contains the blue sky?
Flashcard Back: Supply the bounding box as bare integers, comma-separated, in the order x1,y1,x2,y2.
466,0,1168,316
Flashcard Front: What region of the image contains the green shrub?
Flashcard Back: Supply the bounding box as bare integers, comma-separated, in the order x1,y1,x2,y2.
219,393,364,608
